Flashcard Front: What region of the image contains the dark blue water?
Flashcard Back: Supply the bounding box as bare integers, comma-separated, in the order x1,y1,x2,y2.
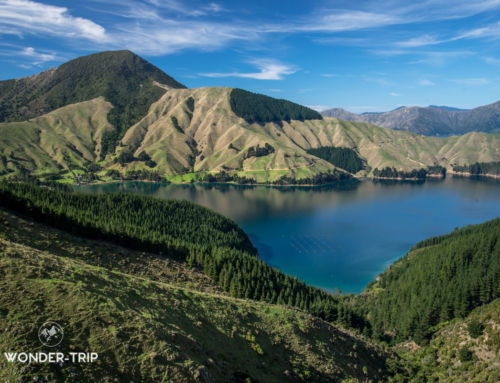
77,177,500,294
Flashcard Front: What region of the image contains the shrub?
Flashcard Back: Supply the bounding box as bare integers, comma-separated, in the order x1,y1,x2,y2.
458,346,473,362
467,319,484,338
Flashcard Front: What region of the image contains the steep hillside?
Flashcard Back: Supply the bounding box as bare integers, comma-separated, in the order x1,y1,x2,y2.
357,218,500,344
0,207,389,382
1,51,500,183
117,87,500,181
0,97,115,176
322,102,500,136
0,50,185,156
2,87,500,183
0,182,370,333
393,299,500,382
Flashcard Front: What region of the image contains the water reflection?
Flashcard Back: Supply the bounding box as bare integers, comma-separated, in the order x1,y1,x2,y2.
77,177,500,293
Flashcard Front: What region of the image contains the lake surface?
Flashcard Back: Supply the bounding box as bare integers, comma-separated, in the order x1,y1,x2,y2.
77,177,500,294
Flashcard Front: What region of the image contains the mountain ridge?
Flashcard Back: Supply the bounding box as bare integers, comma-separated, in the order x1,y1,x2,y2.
1,50,500,183
322,101,500,136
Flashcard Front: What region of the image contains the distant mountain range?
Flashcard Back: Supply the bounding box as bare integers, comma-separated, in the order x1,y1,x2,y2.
322,102,500,136
1,50,500,184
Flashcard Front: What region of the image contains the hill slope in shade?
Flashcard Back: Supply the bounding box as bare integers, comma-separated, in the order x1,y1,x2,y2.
322,101,500,136
0,208,389,382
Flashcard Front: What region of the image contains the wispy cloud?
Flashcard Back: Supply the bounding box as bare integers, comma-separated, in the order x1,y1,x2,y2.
199,59,296,80
419,79,435,86
0,0,108,42
363,75,390,86
321,73,339,78
450,78,491,86
374,49,475,66
300,10,401,33
20,47,58,65
396,34,445,48
484,57,500,65
3,0,500,59
110,21,260,55
307,105,330,112
390,92,401,97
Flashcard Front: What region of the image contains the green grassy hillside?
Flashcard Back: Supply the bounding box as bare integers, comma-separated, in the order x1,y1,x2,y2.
0,97,115,177
1,52,500,183
0,208,389,382
118,87,500,182
0,50,185,157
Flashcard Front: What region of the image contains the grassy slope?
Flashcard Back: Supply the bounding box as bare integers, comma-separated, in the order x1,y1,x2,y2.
0,50,185,127
120,87,500,181
392,299,500,383
0,208,389,382
1,87,500,182
0,97,114,176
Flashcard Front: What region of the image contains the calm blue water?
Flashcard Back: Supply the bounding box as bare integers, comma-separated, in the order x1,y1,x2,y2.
77,177,500,294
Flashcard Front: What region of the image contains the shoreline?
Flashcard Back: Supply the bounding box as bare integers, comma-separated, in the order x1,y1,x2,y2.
449,171,500,179
16,171,500,189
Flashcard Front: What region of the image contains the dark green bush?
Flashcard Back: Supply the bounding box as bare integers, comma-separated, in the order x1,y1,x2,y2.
467,319,484,338
459,346,473,362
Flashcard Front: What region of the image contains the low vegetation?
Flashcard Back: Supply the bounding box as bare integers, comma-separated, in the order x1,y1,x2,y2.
0,209,389,382
391,299,500,382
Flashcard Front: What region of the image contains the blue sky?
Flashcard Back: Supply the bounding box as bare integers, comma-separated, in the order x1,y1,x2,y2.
2,0,500,112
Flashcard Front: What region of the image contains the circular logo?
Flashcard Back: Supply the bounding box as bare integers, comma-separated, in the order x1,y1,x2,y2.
38,321,64,347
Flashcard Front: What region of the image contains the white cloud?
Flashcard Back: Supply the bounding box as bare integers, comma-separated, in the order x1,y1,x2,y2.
0,0,108,42
321,73,339,78
3,0,500,59
484,57,500,65
397,34,444,48
419,79,435,86
300,10,401,33
450,78,491,86
199,59,296,80
307,105,330,112
20,47,57,65
390,92,401,97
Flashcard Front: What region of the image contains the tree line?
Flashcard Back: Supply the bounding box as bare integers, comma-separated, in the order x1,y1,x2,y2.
306,146,365,174
0,181,369,333
230,88,322,124
373,166,446,179
358,218,500,344
452,161,500,175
